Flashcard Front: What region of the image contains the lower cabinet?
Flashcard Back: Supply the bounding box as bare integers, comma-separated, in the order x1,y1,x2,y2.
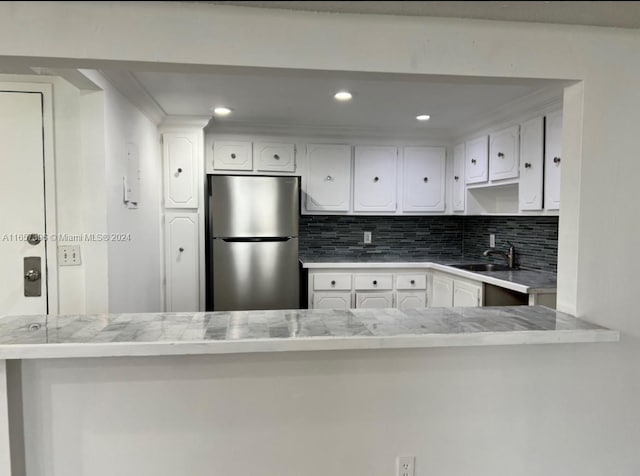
164,212,200,312
396,292,426,309
430,271,483,308
356,292,393,309
453,279,482,307
313,292,352,309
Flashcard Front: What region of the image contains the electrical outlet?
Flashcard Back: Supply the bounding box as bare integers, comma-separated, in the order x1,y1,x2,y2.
58,245,82,266
489,233,496,248
364,231,372,244
396,456,415,476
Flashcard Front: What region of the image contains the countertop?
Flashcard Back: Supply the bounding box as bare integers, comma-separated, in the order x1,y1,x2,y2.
0,306,617,359
299,256,557,294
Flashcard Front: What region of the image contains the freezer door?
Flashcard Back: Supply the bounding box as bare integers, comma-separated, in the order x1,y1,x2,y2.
210,175,299,238
213,237,299,311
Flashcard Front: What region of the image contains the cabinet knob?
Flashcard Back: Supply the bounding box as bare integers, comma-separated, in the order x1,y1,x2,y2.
410,280,415,285
454,175,459,181
373,177,379,182
524,162,532,168
372,280,378,285
498,152,505,158
179,247,184,253
423,177,428,183
230,153,236,159
553,156,561,164
471,159,477,165
177,168,183,174
273,154,280,160
326,175,333,181
331,280,336,286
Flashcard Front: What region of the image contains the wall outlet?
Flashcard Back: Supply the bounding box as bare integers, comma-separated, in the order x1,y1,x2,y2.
58,245,82,266
489,233,496,248
364,231,372,244
397,456,415,476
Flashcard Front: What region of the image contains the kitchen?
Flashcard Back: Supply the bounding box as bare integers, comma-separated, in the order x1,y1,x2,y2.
0,3,637,476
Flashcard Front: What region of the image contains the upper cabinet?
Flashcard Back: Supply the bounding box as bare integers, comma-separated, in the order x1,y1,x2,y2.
402,146,446,212
353,146,398,212
452,143,465,212
489,125,520,181
163,132,200,209
465,135,489,184
254,142,296,172
306,144,352,212
213,141,252,171
545,110,563,210
519,116,544,211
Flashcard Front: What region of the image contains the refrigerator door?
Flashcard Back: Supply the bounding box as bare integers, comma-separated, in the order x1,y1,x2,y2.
210,175,299,238
213,237,299,311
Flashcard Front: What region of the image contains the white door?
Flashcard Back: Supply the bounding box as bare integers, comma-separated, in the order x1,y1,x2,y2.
306,144,351,211
255,142,295,172
489,125,520,181
212,141,252,171
465,136,489,184
545,110,563,210
431,274,454,307
0,92,48,316
164,132,200,208
519,116,544,210
402,146,446,212
356,292,393,309
396,292,426,309
452,143,466,211
453,280,482,307
164,212,199,311
353,146,397,212
312,292,352,309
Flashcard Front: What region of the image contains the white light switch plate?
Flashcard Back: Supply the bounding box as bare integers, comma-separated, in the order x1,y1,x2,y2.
364,231,372,244
58,245,81,266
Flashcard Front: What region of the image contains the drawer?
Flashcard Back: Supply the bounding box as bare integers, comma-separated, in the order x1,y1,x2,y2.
255,142,296,172
213,141,252,170
396,274,426,290
313,274,352,291
353,274,393,291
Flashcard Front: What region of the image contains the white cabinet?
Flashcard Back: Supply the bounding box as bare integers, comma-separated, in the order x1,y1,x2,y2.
431,273,454,307
545,110,563,210
164,212,199,312
452,143,466,211
453,280,482,307
163,132,200,209
356,292,393,309
489,125,520,181
397,292,426,309
519,116,544,211
353,146,398,212
313,292,351,309
306,144,351,211
255,142,295,172
402,146,446,212
354,274,393,291
213,141,252,171
431,272,482,308
465,135,489,184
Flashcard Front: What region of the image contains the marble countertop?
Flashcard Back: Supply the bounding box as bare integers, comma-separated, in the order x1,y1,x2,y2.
0,306,617,359
299,257,557,294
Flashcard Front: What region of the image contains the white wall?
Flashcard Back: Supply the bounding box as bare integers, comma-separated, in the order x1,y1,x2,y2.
82,71,163,313
2,3,640,475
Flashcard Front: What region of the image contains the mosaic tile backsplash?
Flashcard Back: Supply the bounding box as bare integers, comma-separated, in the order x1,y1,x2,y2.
299,215,558,272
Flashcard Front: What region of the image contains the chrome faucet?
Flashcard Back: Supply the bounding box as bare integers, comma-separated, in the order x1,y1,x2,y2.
483,242,516,269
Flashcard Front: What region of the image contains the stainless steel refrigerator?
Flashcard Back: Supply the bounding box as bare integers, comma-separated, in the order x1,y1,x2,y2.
207,175,300,311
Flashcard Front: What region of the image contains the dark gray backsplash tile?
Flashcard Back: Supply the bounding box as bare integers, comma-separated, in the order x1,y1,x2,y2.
299,215,558,272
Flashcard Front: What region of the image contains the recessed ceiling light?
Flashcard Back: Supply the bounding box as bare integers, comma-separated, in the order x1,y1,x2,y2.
334,91,353,101
213,107,232,116
416,114,431,121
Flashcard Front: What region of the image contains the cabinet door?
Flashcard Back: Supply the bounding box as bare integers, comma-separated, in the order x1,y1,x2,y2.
213,141,252,171
402,146,446,212
453,280,482,307
165,212,199,312
452,143,466,212
396,292,426,309
519,116,544,210
353,146,397,212
465,136,489,184
356,292,393,309
255,142,295,172
306,144,351,211
545,110,563,210
431,274,454,307
163,132,199,208
489,125,520,181
312,292,352,309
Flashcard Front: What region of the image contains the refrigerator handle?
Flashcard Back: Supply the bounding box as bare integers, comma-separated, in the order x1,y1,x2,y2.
220,237,293,243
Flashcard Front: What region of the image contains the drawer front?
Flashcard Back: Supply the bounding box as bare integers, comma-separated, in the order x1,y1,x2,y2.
255,142,296,172
213,141,252,170
396,274,427,290
353,274,393,291
313,274,352,291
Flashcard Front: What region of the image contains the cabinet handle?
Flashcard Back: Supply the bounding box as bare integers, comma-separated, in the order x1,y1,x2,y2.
498,152,505,158
410,280,415,285
230,153,236,159
373,280,378,285
373,176,379,182
179,247,184,252
273,154,280,160
177,168,183,174
326,175,333,181
471,159,477,165
331,280,336,286
553,156,561,164
524,162,532,168
454,175,459,181
423,177,428,183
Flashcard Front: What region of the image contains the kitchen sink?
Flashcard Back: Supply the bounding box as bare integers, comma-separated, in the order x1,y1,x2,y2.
450,263,515,272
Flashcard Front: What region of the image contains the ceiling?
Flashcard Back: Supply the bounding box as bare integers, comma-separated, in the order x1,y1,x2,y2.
201,1,640,29
132,68,565,137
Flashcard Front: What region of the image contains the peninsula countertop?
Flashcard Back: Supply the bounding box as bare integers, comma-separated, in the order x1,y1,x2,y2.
299,256,557,294
0,306,617,359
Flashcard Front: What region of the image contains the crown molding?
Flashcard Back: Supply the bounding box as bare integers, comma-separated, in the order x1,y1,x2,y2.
99,70,167,125
160,115,212,130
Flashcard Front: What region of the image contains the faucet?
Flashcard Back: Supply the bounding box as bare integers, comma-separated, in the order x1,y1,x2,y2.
483,242,516,269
